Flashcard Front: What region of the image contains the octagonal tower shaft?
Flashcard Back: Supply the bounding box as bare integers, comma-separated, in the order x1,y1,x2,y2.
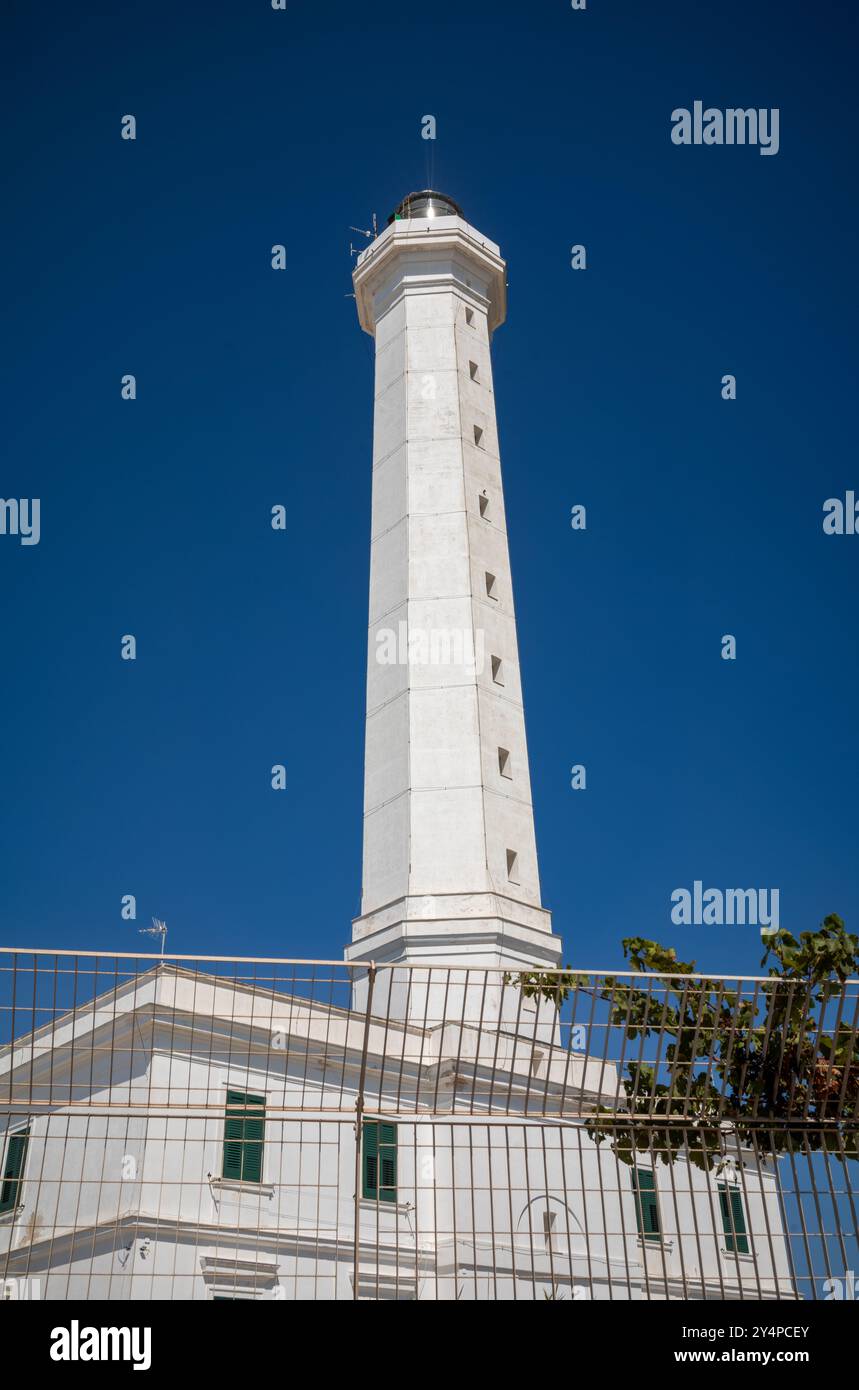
348,203,562,982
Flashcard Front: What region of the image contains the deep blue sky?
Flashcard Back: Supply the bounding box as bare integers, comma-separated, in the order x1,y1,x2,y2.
2,0,857,976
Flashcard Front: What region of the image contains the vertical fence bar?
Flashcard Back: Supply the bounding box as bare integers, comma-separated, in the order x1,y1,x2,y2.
352,962,376,1301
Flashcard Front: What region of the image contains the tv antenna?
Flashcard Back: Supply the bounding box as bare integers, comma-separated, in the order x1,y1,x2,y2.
139,917,168,957
349,212,378,258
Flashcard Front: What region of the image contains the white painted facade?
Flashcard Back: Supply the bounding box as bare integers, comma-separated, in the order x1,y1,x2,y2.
0,965,794,1300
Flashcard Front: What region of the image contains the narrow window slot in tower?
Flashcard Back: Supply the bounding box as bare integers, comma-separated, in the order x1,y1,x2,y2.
543,1210,557,1250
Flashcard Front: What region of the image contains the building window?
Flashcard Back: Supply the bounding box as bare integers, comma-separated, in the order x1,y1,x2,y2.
222,1090,265,1184
0,1127,29,1215
468,360,479,382
473,425,484,447
362,1121,397,1203
719,1181,750,1254
631,1167,661,1241
478,492,490,520
465,308,475,326
485,571,498,600
498,747,512,779
506,849,519,883
491,656,504,685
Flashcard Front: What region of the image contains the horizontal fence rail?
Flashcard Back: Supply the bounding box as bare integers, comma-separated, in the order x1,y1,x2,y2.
0,950,856,1301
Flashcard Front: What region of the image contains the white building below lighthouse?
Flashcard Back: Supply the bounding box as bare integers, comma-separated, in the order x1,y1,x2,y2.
0,958,794,1300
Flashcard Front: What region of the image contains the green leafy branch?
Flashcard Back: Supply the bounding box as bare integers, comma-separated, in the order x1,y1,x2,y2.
507,915,859,1171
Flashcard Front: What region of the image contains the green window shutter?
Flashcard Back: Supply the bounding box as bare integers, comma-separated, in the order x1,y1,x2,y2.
363,1121,397,1203
631,1167,660,1241
222,1114,244,1181
241,1105,264,1185
378,1123,397,1204
362,1120,379,1199
719,1182,750,1255
223,1091,265,1184
0,1128,30,1214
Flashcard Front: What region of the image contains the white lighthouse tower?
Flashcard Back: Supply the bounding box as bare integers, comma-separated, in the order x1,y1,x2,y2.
346,192,563,1018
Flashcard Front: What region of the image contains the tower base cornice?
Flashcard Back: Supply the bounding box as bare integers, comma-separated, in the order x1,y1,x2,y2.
347,892,563,969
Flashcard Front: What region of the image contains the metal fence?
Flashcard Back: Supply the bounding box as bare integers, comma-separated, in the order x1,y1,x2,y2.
0,949,856,1301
